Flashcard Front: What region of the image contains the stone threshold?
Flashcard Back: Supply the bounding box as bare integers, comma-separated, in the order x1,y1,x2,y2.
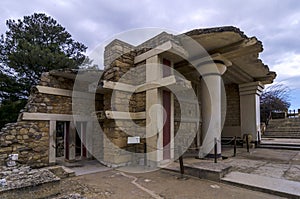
222,171,300,199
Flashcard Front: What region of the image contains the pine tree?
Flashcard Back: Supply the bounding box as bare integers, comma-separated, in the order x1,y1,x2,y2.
0,13,87,128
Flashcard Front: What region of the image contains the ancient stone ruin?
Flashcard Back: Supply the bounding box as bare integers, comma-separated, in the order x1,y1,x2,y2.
0,26,276,169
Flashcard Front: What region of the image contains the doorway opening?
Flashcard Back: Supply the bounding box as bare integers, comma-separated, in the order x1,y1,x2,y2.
75,122,87,159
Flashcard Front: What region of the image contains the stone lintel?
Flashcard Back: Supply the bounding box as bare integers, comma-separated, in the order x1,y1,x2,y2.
239,81,264,96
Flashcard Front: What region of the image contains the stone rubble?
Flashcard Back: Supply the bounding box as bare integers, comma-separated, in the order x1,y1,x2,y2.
0,165,59,191
53,193,87,199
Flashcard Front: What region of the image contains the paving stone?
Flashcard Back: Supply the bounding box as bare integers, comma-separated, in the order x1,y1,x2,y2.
222,171,300,198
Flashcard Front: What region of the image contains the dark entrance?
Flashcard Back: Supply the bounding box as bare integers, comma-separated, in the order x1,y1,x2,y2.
162,58,172,160
56,121,65,157
75,122,87,158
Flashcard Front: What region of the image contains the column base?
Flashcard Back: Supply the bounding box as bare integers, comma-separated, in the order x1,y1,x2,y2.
205,153,222,159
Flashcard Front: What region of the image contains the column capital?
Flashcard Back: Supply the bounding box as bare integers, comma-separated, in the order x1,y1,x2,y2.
197,61,227,77
239,81,264,96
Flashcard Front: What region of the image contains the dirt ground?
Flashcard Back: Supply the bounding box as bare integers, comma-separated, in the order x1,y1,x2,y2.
55,169,283,199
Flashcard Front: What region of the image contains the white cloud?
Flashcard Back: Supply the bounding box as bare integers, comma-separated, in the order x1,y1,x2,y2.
272,52,300,78
0,0,299,108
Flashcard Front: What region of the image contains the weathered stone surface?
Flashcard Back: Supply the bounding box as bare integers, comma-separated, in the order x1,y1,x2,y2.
0,165,60,199
53,193,86,199
224,83,240,126
0,121,49,167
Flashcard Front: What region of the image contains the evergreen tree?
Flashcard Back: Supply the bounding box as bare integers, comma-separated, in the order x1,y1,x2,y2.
0,13,87,128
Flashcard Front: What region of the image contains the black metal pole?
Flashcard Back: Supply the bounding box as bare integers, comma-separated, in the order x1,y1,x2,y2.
179,155,184,177
233,136,237,157
144,142,147,166
294,110,296,118
214,137,217,163
246,134,250,152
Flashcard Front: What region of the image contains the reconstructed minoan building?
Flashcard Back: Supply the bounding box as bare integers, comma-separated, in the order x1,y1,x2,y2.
0,26,276,168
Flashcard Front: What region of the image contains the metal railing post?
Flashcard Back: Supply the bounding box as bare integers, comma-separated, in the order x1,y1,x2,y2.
214,137,217,163
233,136,237,157
144,142,147,166
246,134,250,153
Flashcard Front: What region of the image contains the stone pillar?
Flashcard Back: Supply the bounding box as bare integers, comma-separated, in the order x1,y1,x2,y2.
49,120,56,165
199,62,226,158
146,55,163,167
85,121,93,159
68,121,76,161
239,82,264,144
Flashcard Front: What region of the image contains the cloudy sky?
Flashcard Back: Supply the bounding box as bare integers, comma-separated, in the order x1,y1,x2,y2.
0,0,300,109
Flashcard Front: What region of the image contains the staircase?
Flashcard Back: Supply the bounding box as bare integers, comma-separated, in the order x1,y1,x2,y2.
263,118,300,138
259,118,300,150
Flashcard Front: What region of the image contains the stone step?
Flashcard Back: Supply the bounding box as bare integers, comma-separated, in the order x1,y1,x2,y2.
266,129,300,132
222,172,300,199
267,126,300,129
257,144,300,150
264,131,300,136
264,134,300,137
264,135,300,138
264,132,300,135
164,162,232,182
47,165,76,179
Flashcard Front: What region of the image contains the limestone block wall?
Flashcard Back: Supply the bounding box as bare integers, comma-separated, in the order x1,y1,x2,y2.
0,121,49,167
104,39,135,70
174,86,201,155
0,70,90,167
102,42,148,166
136,32,180,56
222,83,241,137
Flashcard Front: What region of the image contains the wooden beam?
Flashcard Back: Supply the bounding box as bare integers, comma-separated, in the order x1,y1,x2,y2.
36,85,97,100
135,76,174,92
135,75,192,93
100,75,192,93
134,41,188,64
21,112,91,121
174,117,201,123
36,85,72,97
102,81,136,92
105,111,146,120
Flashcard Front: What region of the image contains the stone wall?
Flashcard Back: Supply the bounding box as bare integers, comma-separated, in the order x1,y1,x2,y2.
104,39,135,70
101,34,183,166
102,47,146,166
224,83,240,126
174,83,201,155
0,121,49,167
0,70,98,167
136,32,181,55
222,83,241,137
102,38,151,166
